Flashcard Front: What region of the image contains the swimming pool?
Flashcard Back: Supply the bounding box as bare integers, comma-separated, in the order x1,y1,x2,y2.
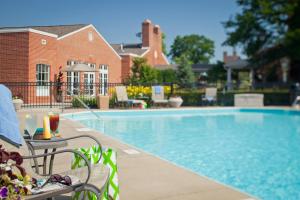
64,108,300,200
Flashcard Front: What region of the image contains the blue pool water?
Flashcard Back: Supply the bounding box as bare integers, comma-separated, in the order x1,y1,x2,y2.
64,109,300,200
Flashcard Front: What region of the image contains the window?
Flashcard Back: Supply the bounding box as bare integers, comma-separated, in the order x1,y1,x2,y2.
88,32,93,42
84,72,95,95
99,64,109,95
67,72,79,95
36,64,50,96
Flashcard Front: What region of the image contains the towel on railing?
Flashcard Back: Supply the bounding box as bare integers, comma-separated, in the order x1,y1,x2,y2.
154,86,162,95
0,84,23,147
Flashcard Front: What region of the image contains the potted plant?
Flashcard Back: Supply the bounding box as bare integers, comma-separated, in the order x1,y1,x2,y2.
56,66,64,102
0,145,37,199
12,94,23,111
168,94,183,108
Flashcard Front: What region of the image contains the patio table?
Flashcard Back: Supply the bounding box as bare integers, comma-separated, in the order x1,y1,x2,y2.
25,137,68,175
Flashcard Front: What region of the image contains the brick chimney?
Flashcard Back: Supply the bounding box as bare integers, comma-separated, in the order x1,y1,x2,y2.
142,19,153,48
154,25,162,53
223,50,240,64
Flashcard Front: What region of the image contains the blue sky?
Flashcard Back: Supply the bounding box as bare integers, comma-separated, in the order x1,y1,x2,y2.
0,0,242,63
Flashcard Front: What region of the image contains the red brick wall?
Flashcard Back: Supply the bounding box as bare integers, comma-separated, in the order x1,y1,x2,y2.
223,51,240,64
141,20,169,67
121,55,133,81
28,32,57,82
57,26,122,83
0,32,29,82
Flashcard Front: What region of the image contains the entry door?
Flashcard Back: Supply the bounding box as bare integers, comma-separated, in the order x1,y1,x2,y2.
84,72,95,96
99,65,108,95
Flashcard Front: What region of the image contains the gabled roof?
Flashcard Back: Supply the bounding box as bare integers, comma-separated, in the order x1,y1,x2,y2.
154,63,215,73
110,43,149,56
224,59,250,69
0,24,88,37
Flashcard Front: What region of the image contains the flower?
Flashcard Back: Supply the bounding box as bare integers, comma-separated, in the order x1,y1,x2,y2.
0,187,8,198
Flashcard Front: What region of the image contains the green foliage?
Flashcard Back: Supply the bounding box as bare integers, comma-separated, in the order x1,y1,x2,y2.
223,0,300,70
175,55,195,86
169,34,215,64
159,69,177,83
207,61,227,83
126,57,159,84
72,96,97,108
162,32,168,55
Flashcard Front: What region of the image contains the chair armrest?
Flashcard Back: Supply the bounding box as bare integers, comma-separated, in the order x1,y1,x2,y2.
25,135,102,162
22,149,91,184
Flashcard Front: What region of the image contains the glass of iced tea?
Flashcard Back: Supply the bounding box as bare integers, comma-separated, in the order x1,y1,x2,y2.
49,113,60,137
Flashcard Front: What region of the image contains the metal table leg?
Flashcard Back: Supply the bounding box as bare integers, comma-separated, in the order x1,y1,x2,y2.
43,149,48,175
49,148,57,175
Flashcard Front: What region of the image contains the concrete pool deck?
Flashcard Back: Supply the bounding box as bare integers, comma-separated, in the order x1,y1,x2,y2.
16,108,260,200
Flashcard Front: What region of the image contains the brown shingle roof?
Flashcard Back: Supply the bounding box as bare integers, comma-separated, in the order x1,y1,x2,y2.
0,24,89,37
111,43,148,56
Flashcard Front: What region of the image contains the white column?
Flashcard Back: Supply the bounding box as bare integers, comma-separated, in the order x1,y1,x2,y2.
227,68,232,90
282,69,288,83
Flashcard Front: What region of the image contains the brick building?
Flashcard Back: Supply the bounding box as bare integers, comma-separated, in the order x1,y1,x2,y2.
0,19,168,103
111,19,169,80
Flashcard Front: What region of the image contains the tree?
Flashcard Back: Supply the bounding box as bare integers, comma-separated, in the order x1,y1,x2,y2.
169,34,215,64
223,0,300,80
126,57,158,84
175,55,195,86
158,69,177,83
207,61,227,83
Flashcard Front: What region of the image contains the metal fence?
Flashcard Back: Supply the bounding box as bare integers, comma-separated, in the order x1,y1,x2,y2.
0,82,175,108
0,81,292,108
1,82,124,108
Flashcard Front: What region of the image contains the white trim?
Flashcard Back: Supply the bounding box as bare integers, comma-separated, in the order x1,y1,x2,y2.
90,25,122,60
57,25,90,40
0,28,58,38
161,53,170,65
119,53,141,57
58,24,122,60
141,48,150,57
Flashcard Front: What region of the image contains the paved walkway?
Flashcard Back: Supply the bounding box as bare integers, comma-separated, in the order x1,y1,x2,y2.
17,108,254,200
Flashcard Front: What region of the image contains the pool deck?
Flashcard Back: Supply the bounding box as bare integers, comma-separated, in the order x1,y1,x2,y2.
16,108,264,200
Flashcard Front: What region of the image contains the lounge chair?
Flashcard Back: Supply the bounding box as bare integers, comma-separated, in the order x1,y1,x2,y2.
202,88,217,105
0,84,109,200
152,86,169,107
292,96,300,108
115,86,145,108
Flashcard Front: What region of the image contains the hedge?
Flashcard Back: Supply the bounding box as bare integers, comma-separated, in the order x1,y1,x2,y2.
175,90,291,106
72,96,98,108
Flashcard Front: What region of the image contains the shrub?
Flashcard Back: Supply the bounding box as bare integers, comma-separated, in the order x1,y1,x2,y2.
72,96,97,108
174,89,290,106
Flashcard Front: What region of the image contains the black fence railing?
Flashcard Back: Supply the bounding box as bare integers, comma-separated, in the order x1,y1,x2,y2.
0,81,293,108
1,82,124,108
0,82,176,108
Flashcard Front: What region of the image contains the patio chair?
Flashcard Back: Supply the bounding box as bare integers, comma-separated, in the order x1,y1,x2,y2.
0,84,110,200
151,86,169,107
115,86,144,108
202,88,217,105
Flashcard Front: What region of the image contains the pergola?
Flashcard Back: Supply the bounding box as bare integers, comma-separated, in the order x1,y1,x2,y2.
224,59,254,90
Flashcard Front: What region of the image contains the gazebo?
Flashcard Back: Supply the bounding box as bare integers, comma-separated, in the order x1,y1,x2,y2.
224,59,254,90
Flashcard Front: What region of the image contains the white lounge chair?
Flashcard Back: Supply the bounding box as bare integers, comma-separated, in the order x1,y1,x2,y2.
202,88,217,105
292,96,300,108
152,86,168,107
115,86,145,108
